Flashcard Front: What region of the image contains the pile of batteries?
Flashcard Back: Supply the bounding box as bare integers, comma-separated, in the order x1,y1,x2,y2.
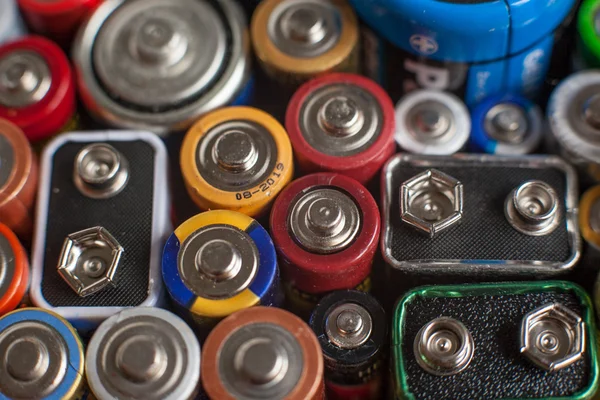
3,0,600,399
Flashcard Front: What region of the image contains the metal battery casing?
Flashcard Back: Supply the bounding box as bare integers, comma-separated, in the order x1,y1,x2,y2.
73,0,252,135
381,154,580,285
392,281,598,400
30,131,171,334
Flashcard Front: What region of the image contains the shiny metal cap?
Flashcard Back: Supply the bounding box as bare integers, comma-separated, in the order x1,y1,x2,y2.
0,133,14,191
197,120,277,192
298,83,382,156
414,317,474,376
505,180,561,236
0,319,70,398
219,322,304,399
400,169,463,238
325,302,372,350
484,103,529,144
268,0,341,58
73,143,129,199
57,226,124,297
0,233,15,310
0,50,51,108
86,308,201,400
289,187,361,254
73,0,249,133
520,303,585,372
178,224,258,299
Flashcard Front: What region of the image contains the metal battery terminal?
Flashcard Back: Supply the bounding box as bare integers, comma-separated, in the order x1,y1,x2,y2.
400,169,463,238
520,303,585,372
74,143,129,199
505,180,561,236
57,226,124,297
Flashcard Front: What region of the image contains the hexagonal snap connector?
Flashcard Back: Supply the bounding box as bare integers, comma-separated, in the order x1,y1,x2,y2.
400,169,463,238
57,226,124,297
520,303,585,372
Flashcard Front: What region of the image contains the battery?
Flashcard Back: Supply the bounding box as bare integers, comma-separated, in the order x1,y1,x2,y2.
580,185,600,252
181,106,293,218
30,130,171,334
394,89,470,155
285,73,396,184
0,0,26,45
86,307,201,400
17,0,102,46
0,35,76,142
72,0,252,135
269,173,380,317
309,290,386,400
547,70,600,182
162,210,280,336
0,118,37,239
251,0,359,84
577,0,600,69
201,306,324,400
392,281,598,400
470,93,543,155
0,307,85,399
0,223,29,315
353,0,577,105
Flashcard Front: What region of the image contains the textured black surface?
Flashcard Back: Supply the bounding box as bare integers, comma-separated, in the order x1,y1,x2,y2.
41,140,155,307
387,163,571,263
400,291,591,400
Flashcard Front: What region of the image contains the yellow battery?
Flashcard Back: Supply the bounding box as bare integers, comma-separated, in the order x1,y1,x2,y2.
251,0,359,84
580,185,600,250
181,106,293,217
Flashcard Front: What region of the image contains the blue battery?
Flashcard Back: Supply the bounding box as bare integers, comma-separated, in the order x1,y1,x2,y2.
0,308,86,400
470,93,543,154
354,0,577,106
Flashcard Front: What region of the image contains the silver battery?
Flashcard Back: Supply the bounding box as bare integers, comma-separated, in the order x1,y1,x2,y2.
0,50,52,108
483,102,543,155
217,321,305,398
547,70,600,175
86,307,201,400
73,0,250,134
288,187,361,254
297,82,383,156
395,89,471,155
325,302,372,349
178,224,259,299
268,0,342,59
0,0,26,45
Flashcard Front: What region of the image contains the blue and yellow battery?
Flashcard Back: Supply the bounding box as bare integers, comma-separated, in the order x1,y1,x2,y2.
162,210,281,337
353,0,577,106
470,93,543,154
0,308,86,399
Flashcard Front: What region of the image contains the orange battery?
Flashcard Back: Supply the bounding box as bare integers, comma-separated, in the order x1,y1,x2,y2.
0,223,29,315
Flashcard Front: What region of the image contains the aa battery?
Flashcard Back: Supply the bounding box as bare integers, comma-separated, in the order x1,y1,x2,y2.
577,0,600,69
251,0,359,85
0,118,37,239
270,173,380,317
181,106,293,218
86,307,201,400
310,290,386,400
394,89,470,155
202,306,325,400
162,210,281,336
470,93,543,155
0,35,76,142
0,223,29,315
286,73,396,184
0,0,26,45
0,308,85,399
73,0,252,134
17,0,102,46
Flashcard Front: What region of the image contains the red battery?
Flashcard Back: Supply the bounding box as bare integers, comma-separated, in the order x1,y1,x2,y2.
0,118,37,239
270,173,380,295
0,36,76,142
0,223,29,315
285,73,395,184
17,0,102,46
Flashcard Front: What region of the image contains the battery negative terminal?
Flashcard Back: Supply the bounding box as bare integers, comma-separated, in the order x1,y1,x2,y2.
400,169,463,238
57,226,123,297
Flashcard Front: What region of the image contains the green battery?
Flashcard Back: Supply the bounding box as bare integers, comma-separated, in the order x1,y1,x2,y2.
578,0,600,68
392,281,599,400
